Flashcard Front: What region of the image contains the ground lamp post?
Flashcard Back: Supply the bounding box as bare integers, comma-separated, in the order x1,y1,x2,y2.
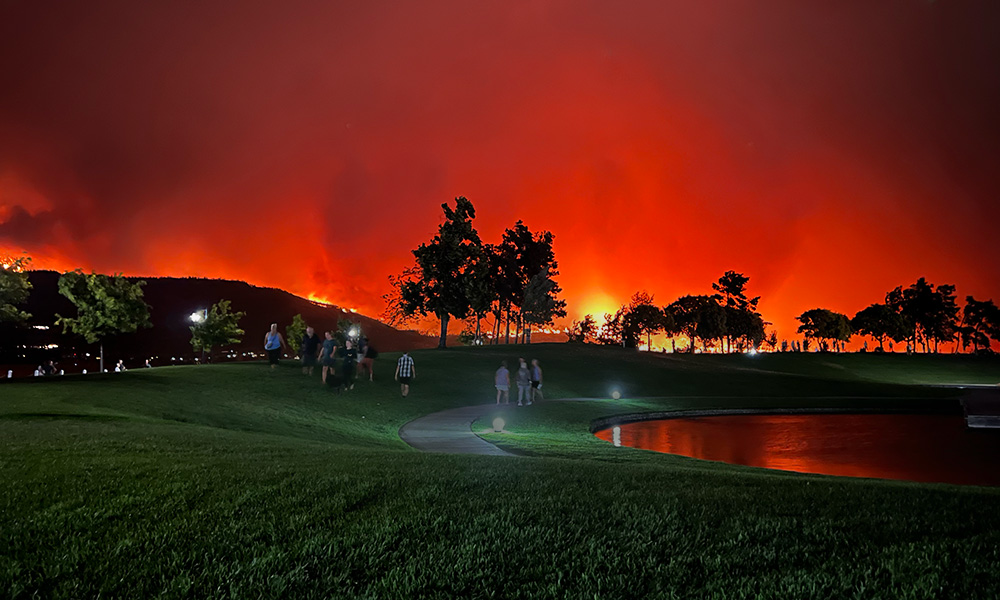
190,309,208,363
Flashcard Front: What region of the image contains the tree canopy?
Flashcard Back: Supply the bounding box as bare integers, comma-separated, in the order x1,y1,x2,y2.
886,278,960,352
56,270,152,371
796,308,852,350
190,300,245,357
394,197,482,348
0,254,32,324
851,303,907,350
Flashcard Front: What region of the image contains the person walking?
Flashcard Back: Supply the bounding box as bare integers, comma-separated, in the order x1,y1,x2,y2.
495,361,511,405
515,358,531,406
395,351,415,397
320,331,338,385
530,358,544,402
358,336,376,382
264,323,287,369
340,339,359,389
301,326,321,376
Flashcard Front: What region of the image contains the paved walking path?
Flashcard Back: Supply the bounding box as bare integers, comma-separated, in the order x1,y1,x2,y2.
398,403,516,456
399,385,1000,454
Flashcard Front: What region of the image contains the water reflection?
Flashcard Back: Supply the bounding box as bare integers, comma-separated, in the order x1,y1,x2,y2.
595,414,1000,486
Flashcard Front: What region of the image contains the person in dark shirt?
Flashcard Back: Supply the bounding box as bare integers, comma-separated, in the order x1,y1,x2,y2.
340,339,359,389
301,327,321,376
320,331,338,385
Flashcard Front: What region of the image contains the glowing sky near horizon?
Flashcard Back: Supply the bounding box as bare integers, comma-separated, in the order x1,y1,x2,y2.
1,1,998,339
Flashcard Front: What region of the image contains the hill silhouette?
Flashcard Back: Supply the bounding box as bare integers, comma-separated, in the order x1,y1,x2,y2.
3,271,436,368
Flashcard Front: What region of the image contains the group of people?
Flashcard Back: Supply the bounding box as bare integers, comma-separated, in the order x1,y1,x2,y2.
263,323,377,390
263,326,553,405
494,358,543,406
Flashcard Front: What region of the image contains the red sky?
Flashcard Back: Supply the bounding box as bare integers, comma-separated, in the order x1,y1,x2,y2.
2,1,999,341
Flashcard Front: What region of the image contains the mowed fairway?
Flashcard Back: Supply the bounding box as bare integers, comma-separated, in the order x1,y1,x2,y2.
3,345,1000,599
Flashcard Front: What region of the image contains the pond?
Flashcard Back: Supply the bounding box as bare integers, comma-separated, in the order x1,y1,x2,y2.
594,413,1000,486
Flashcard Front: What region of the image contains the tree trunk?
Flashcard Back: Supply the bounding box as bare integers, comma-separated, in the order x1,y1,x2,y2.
526,325,532,344
438,314,449,348
505,307,511,344
492,309,501,344
100,343,104,373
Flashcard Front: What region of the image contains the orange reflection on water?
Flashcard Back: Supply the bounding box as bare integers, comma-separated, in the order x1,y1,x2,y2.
595,414,1000,486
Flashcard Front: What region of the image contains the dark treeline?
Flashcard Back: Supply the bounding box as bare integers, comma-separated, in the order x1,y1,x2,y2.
569,271,772,353
383,197,566,348
798,278,1000,354
572,273,1000,354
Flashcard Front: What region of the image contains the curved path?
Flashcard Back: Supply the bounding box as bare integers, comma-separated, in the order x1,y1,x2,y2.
399,385,999,455
398,404,515,456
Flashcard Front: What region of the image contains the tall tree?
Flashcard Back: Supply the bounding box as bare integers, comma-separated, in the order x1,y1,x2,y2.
520,268,567,343
886,278,960,353
851,303,907,351
465,242,496,344
668,295,724,353
55,270,152,372
957,296,1000,354
796,308,852,351
712,270,760,312
190,300,245,360
625,291,673,350
391,197,482,348
494,221,559,343
712,271,761,352
567,314,597,344
0,254,32,324
723,305,765,352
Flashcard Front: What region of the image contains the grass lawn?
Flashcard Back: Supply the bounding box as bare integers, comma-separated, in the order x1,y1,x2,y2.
2,345,1000,598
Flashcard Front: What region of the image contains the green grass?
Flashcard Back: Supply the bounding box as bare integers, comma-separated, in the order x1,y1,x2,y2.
2,345,1000,598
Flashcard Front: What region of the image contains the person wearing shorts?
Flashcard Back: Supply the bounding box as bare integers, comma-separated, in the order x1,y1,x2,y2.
495,361,510,405
358,337,376,382
264,323,287,369
395,351,415,397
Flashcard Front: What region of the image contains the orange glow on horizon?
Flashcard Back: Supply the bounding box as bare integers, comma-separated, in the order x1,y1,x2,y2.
1,3,997,344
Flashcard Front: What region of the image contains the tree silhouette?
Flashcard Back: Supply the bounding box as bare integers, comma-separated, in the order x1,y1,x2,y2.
568,314,597,343
391,197,483,348
886,278,959,353
712,271,762,352
493,221,559,343
796,308,852,351
669,295,724,353
521,268,567,343
957,296,1000,353
851,303,907,351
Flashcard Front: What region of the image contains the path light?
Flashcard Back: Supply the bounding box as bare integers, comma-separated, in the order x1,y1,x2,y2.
349,327,359,339
189,310,206,323
493,417,505,433
611,389,621,400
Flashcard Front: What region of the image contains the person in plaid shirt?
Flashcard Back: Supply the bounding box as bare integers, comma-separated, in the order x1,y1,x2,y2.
395,351,416,397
